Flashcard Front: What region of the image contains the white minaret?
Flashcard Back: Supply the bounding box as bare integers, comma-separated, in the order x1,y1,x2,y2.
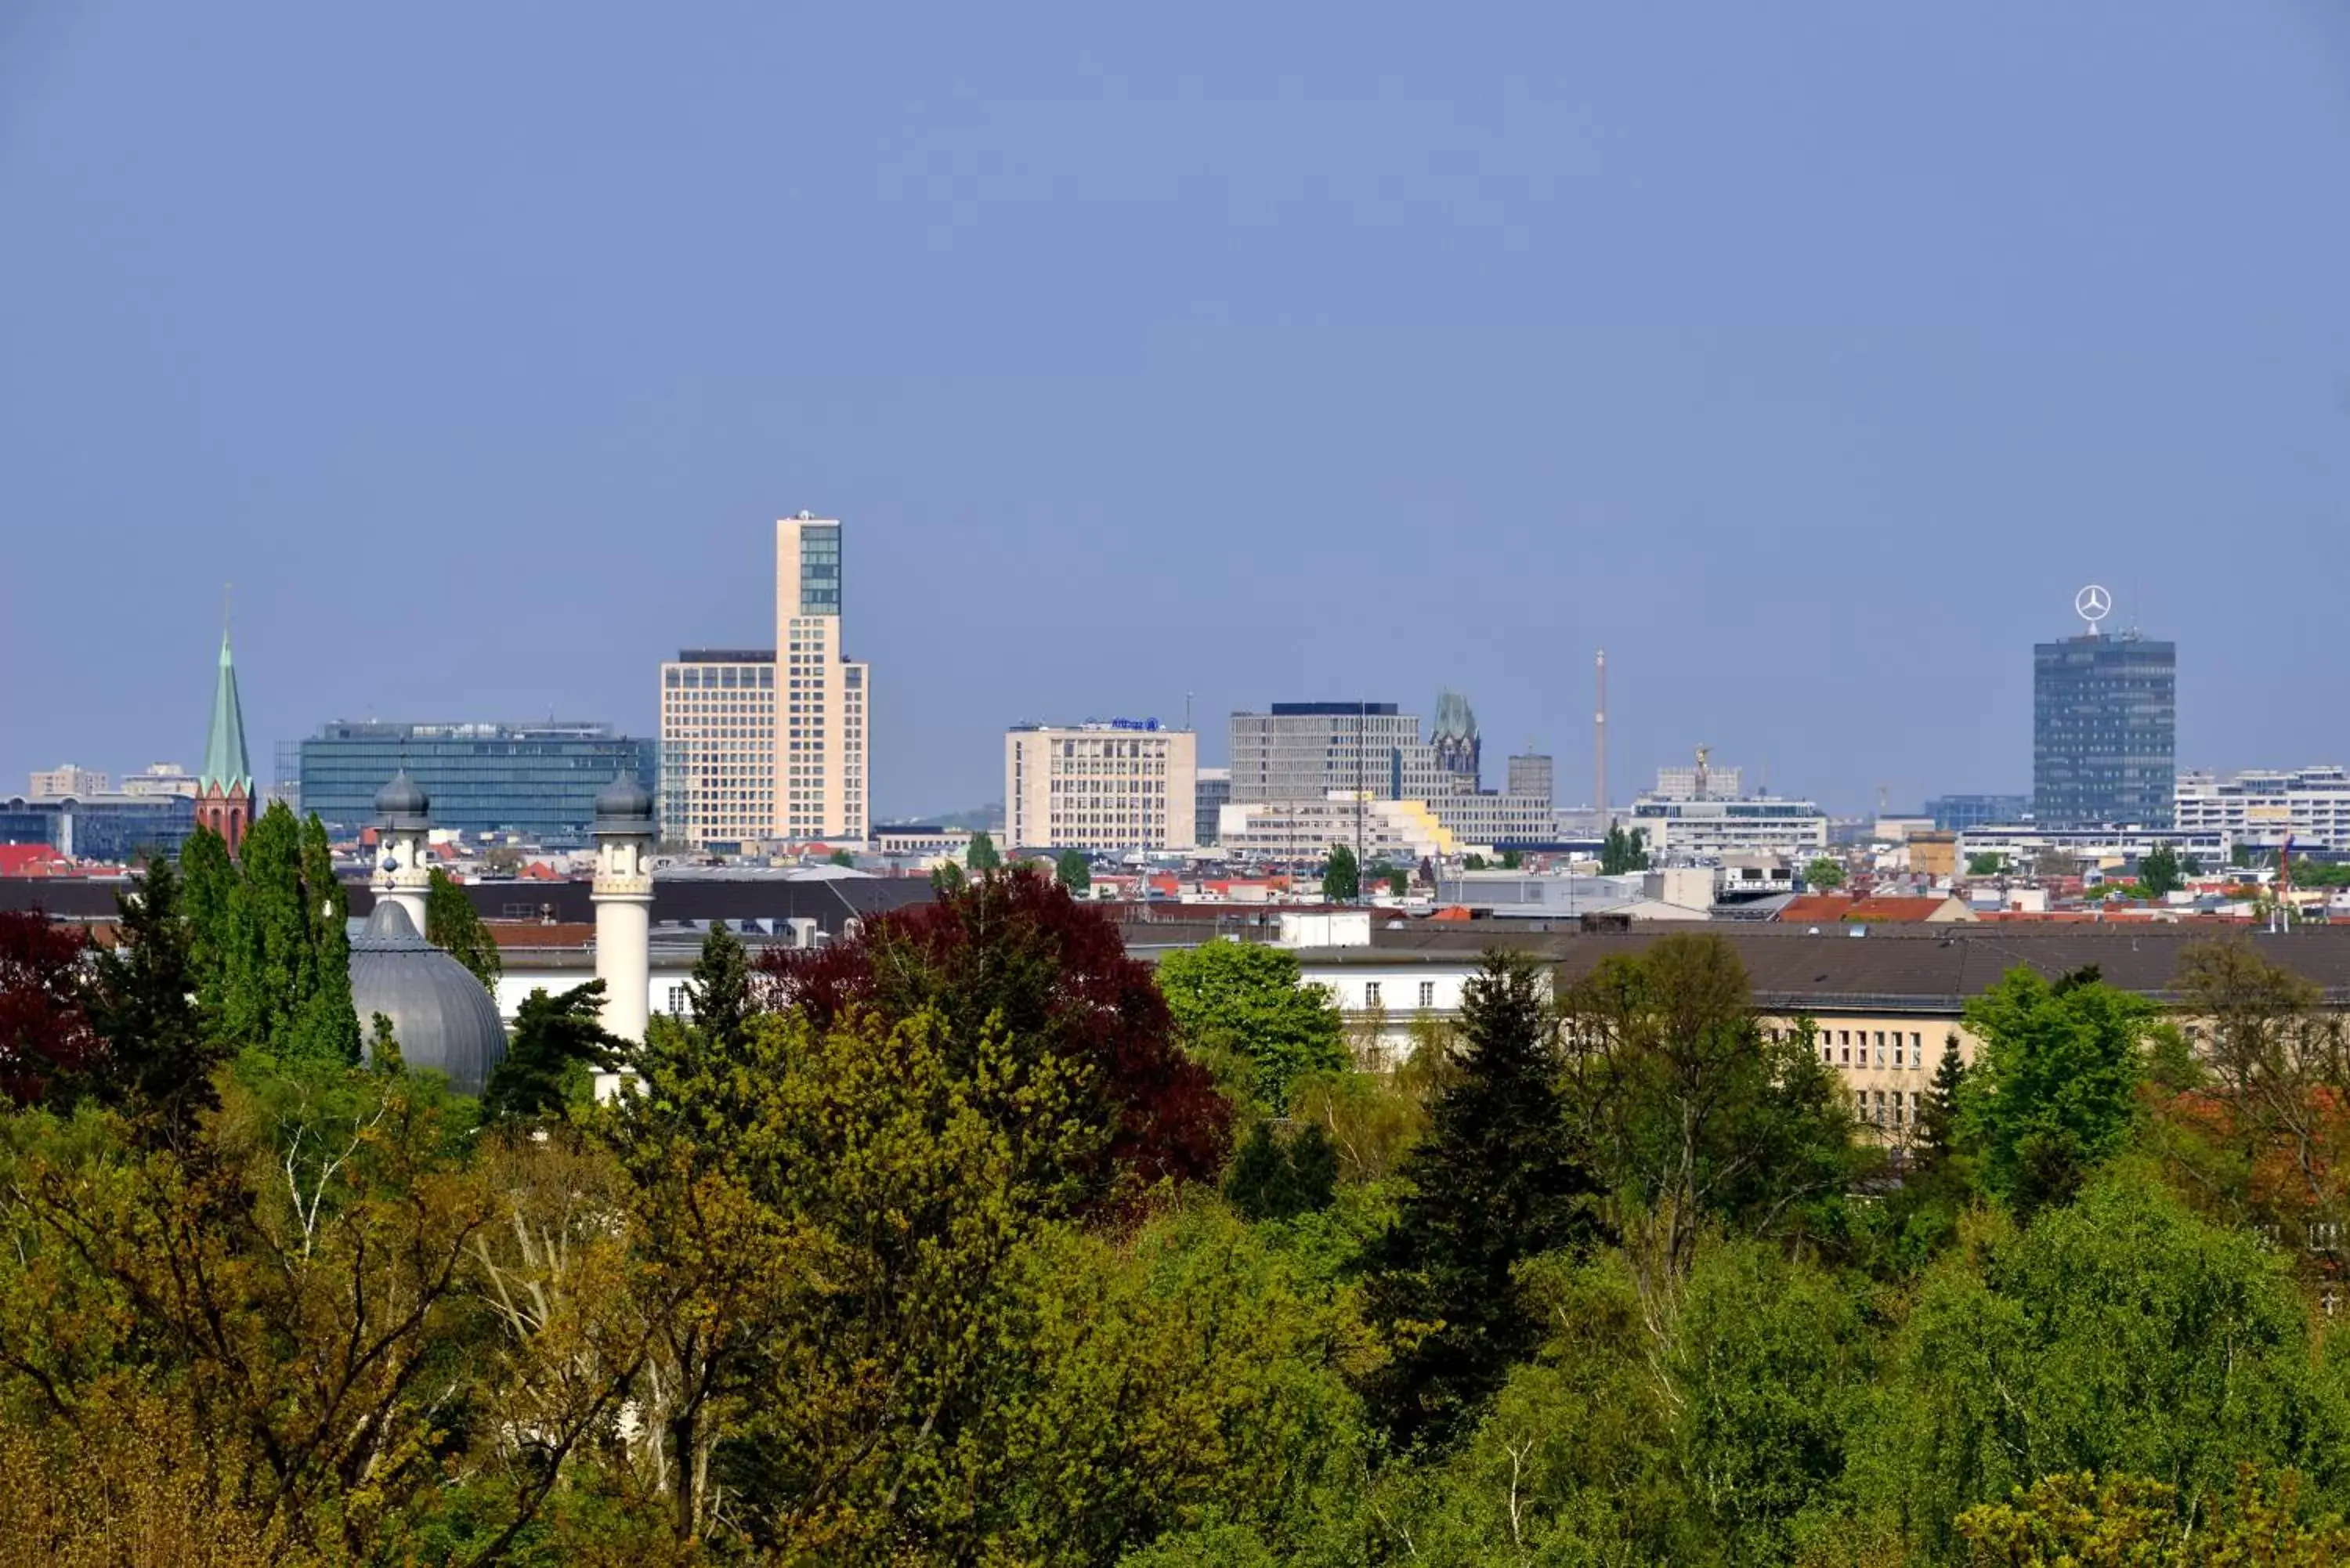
590,771,656,1098
371,770,435,936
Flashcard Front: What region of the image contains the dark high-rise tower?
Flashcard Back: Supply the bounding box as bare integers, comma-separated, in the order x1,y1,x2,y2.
2033,591,2175,827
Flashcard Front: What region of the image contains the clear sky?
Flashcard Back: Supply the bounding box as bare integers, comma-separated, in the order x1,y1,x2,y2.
5,3,2348,818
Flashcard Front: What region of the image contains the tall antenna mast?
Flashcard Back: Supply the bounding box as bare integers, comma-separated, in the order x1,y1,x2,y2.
1594,649,1608,832
1355,697,1366,901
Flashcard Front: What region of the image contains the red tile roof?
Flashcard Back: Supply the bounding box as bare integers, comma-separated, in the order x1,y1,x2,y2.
0,845,70,877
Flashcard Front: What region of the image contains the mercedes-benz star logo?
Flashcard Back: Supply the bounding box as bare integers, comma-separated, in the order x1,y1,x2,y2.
2074,583,2112,626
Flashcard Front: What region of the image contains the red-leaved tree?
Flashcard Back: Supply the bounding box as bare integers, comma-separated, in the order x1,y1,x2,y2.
763,868,1231,1209
0,910,99,1106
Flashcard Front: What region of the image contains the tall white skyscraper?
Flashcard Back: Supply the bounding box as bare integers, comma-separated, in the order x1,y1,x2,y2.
660,513,871,847
775,513,870,843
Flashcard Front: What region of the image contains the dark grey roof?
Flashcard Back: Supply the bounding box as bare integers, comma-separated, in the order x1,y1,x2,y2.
593,772,655,833
339,873,935,933
374,769,431,829
349,902,507,1097
1128,919,2350,1013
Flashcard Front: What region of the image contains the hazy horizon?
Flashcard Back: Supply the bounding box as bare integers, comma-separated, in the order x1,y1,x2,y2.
5,3,2347,819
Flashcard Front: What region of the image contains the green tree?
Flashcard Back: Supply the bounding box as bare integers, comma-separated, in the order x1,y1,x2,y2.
1460,853,1488,872
967,829,1002,871
1805,855,1847,890
424,867,501,991
1859,1168,2346,1557
193,802,358,1067
480,981,620,1124
1321,844,1360,903
683,922,756,1057
1916,1031,1968,1171
80,856,223,1141
1966,851,2008,877
1499,849,1523,870
827,847,856,867
1155,941,1346,1115
2139,844,2184,898
1361,949,1604,1451
1224,1120,1339,1223
1600,824,1650,875
1386,865,1409,897
1957,1469,2350,1566
0,1061,554,1561
1559,934,1859,1300
1367,1252,1688,1563
609,1003,1101,1551
931,859,967,894
1056,848,1093,894
177,826,236,1020
1667,1239,1869,1559
1958,965,2152,1217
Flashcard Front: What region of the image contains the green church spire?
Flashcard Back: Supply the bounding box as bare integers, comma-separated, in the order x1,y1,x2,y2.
201,629,252,794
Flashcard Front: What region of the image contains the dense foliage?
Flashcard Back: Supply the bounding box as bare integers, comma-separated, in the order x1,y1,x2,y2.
1155,941,1346,1115
10,862,2350,1565
764,867,1231,1207
427,867,504,991
1321,844,1359,903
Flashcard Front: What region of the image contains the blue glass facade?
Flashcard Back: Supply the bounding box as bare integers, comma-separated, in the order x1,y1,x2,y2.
298,723,657,841
2034,634,2177,828
0,795,199,861
1924,793,2031,833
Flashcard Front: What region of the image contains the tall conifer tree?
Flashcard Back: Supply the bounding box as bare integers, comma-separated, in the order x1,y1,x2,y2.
1361,948,1603,1451
1917,1032,1967,1170
684,923,755,1059
84,857,222,1140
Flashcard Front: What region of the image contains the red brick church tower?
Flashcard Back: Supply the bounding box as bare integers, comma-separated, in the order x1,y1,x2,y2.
197,627,254,854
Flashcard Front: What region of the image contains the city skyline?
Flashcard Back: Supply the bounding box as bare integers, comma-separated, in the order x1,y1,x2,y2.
5,5,2347,816
0,576,2326,826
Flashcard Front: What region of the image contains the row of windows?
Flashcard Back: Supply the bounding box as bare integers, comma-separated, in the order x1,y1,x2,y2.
1856,1089,1924,1128
667,666,776,689
1359,981,1440,1010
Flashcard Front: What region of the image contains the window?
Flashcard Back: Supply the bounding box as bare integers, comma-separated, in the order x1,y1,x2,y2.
1418,980,1435,1010
1364,981,1383,1008
1911,1031,1923,1067
667,985,689,1016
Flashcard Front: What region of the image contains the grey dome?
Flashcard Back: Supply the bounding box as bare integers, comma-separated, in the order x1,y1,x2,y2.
349,901,506,1097
593,771,655,834
374,769,432,830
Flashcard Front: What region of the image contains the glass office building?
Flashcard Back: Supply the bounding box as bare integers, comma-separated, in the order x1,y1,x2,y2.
1924,793,2030,833
298,722,657,841
0,794,198,861
2033,634,2176,828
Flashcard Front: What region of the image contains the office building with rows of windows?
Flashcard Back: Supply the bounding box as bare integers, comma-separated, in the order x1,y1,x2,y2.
660,515,872,849
1006,721,1197,852
2174,766,2350,853
2034,630,2177,828
297,722,656,840
659,651,779,848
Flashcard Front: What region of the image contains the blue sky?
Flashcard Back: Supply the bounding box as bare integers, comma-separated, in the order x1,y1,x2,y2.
4,2,2347,818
